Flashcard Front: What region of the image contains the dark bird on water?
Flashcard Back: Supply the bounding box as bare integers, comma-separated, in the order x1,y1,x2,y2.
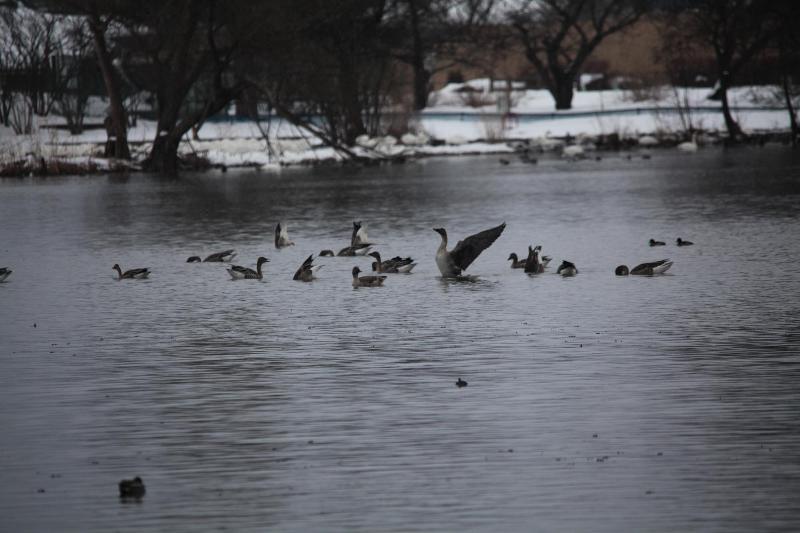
203,249,237,262
615,259,673,276
293,254,322,282
649,239,666,246
368,251,416,273
556,260,579,277
676,238,694,246
186,256,201,263
351,266,386,287
434,223,506,277
0,267,11,282
507,253,526,269
112,264,150,280
274,222,294,248
119,476,145,498
227,257,269,280
456,378,468,388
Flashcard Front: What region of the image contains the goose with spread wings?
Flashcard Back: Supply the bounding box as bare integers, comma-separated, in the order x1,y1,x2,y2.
293,254,323,282
433,222,506,277
275,222,295,248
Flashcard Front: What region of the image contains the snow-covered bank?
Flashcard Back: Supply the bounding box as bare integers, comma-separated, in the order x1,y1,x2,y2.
1,84,795,174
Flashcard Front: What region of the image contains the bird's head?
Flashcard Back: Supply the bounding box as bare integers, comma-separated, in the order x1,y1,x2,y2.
433,228,446,237
257,257,270,266
615,265,629,276
507,253,517,261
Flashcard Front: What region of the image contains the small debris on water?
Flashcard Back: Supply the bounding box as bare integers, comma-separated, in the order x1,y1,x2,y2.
593,434,598,438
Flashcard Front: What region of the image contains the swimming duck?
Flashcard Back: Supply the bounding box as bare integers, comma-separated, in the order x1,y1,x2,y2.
649,239,666,246
524,245,544,274
456,378,468,388
557,260,579,277
113,264,150,280
203,249,237,262
0,267,11,282
186,256,202,263
676,238,694,246
274,222,295,248
615,259,672,276
433,222,506,277
507,253,526,269
293,254,323,282
352,266,386,287
368,251,416,273
319,249,335,257
227,257,269,280
119,476,145,498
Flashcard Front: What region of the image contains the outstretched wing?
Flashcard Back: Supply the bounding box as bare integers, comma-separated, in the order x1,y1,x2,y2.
638,259,670,270
274,223,282,247
450,222,506,271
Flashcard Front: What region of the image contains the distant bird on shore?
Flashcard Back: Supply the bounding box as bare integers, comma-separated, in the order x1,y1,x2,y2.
293,254,322,282
677,134,698,152
274,222,294,248
557,260,579,277
507,253,526,269
351,266,386,287
649,239,666,246
119,477,145,498
186,256,201,263
368,251,416,273
433,222,506,277
615,259,673,276
0,267,12,282
203,250,237,262
113,264,150,280
524,245,544,274
676,238,694,246
227,257,268,280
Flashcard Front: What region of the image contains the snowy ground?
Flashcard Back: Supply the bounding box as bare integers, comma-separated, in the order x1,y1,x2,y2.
0,84,795,170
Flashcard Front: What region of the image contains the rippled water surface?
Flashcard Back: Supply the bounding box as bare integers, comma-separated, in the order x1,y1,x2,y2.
1,148,800,532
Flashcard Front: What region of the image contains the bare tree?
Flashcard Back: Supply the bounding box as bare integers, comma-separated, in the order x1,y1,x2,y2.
681,0,777,141
509,0,648,110
773,0,799,144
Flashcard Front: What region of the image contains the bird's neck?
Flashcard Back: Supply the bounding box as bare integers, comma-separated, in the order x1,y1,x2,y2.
437,233,448,252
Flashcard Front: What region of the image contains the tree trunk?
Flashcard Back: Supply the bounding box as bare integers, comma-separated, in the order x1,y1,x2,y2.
412,65,431,111
145,133,181,176
88,14,130,160
408,0,429,110
780,48,799,146
339,58,366,145
551,75,574,110
718,74,743,141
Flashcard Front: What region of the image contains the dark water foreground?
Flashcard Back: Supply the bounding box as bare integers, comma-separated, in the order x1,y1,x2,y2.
1,148,799,532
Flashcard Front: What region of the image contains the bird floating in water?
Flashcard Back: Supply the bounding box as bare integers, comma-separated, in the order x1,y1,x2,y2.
227,257,268,280
0,267,11,282
615,259,673,276
456,378,468,388
337,221,373,256
337,244,372,256
351,266,386,287
274,222,294,248
676,238,694,246
433,222,506,277
203,250,237,262
557,260,578,277
352,221,371,247
507,253,526,269
524,245,544,274
649,239,666,246
293,254,322,282
368,251,416,273
319,249,335,257
113,264,150,280
186,256,201,263
119,476,145,498
677,134,698,152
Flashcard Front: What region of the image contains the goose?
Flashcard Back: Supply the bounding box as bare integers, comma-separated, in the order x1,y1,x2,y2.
676,237,694,246
293,254,322,282
203,249,237,262
433,223,506,278
556,260,579,277
352,221,372,247
113,264,150,280
649,239,666,246
0,267,11,282
274,222,295,248
319,249,335,257
368,251,416,273
615,259,673,276
533,245,552,268
119,476,145,498
507,253,526,269
524,245,544,274
352,266,386,287
186,256,202,263
677,134,698,152
227,257,269,280
337,244,373,256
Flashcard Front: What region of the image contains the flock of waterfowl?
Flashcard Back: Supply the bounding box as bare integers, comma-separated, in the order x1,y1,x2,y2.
0,222,694,286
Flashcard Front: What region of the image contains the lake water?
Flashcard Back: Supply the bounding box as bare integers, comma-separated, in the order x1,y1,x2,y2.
1,147,799,532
